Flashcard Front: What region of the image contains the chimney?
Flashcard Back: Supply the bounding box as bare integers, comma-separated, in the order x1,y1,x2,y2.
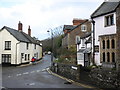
73,18,86,25
28,25,31,36
18,21,23,31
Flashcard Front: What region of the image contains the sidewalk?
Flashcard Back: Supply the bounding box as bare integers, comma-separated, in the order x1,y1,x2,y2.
47,68,101,90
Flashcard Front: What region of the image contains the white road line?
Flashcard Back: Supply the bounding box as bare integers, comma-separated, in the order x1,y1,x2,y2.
42,69,46,72
16,74,22,76
23,72,29,75
30,71,35,73
36,70,40,72
8,75,11,78
29,83,35,86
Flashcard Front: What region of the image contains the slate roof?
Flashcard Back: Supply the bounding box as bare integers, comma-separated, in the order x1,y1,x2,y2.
1,26,40,45
63,25,76,31
91,2,120,18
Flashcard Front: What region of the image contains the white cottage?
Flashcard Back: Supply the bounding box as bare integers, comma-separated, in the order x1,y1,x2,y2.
77,32,92,66
91,1,120,67
0,22,42,65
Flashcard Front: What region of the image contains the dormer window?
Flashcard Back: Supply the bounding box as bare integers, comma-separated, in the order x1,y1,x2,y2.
81,25,87,32
105,14,114,27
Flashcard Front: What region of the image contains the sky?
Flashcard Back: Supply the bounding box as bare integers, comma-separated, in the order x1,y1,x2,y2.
0,0,105,40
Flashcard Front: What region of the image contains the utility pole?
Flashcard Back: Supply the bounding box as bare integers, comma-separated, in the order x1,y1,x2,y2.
91,19,95,65
47,29,54,66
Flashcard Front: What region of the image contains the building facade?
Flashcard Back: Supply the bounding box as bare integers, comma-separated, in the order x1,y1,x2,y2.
0,22,42,65
91,1,120,68
76,20,92,66
62,19,87,49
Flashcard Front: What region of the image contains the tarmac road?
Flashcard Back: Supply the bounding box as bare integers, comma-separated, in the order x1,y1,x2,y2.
2,55,86,89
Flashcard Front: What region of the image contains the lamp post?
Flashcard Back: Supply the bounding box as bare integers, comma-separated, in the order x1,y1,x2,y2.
47,29,53,66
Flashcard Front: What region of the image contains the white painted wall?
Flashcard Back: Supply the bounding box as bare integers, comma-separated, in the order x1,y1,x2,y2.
0,28,18,64
92,12,116,65
0,28,42,65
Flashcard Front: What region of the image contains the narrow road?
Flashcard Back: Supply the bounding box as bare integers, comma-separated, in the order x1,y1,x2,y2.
2,55,84,89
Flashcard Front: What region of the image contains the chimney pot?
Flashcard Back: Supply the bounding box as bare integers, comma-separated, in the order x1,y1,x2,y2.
28,25,31,36
18,21,23,31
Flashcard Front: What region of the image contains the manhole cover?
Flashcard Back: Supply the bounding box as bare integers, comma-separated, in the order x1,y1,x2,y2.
64,81,72,84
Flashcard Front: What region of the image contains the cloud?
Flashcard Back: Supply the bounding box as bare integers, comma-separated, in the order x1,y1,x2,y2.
0,0,103,40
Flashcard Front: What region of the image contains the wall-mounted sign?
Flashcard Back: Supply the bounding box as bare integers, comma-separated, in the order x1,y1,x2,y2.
95,45,99,52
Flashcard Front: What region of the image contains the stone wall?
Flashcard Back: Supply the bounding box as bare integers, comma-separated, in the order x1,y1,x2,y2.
51,63,81,82
89,68,120,89
116,2,120,71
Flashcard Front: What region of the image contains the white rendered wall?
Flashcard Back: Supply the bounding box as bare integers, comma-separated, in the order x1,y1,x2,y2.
0,29,18,64
93,12,116,65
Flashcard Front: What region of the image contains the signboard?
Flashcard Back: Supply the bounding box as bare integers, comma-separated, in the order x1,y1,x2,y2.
71,66,77,70
95,45,99,52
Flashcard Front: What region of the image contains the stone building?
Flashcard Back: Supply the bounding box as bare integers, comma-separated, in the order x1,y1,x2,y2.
91,1,120,68
62,19,86,49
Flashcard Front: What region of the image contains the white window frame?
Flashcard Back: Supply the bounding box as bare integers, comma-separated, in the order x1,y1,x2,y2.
76,36,80,44
81,25,87,32
105,14,114,27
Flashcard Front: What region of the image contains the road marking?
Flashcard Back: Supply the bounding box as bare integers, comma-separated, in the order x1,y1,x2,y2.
8,75,11,78
26,83,35,86
16,74,22,76
36,70,40,72
30,71,35,73
42,69,46,72
23,72,29,74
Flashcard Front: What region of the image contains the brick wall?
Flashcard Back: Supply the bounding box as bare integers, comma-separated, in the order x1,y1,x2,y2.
68,20,91,48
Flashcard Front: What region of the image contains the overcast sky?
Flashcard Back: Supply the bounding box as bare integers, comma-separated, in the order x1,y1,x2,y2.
0,0,104,40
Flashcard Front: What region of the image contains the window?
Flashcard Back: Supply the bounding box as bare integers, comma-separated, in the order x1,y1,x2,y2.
2,54,11,63
26,43,29,50
76,36,80,44
25,54,27,61
82,39,85,47
105,14,114,26
102,40,105,49
107,40,110,49
21,53,24,59
111,39,115,49
5,41,11,50
107,52,110,62
112,52,115,63
103,52,105,62
34,44,36,49
81,25,87,32
28,54,30,60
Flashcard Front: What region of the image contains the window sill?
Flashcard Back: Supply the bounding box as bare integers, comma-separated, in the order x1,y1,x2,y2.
104,24,115,27
5,49,11,50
